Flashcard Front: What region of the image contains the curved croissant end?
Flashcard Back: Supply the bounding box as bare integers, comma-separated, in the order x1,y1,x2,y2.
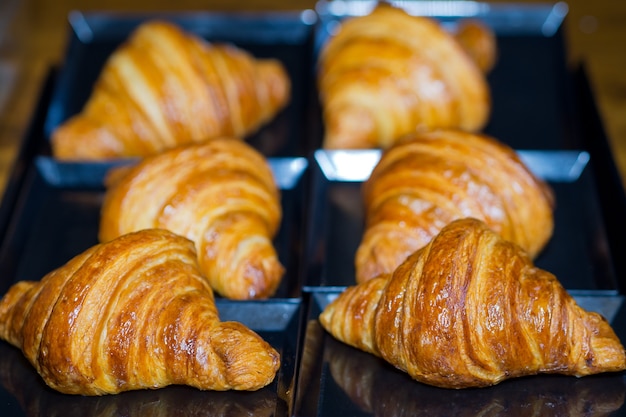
321,218,626,389
0,229,280,395
99,139,284,300
51,20,290,160
452,19,498,74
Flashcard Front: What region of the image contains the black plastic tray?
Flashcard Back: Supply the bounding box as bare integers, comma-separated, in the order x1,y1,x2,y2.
303,149,618,293
42,9,319,158
0,156,309,299
0,299,303,417
295,292,626,417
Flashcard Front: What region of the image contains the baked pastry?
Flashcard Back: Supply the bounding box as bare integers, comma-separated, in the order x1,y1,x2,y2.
51,20,290,160
99,139,284,300
355,129,554,283
320,218,626,389
0,229,280,395
317,3,493,149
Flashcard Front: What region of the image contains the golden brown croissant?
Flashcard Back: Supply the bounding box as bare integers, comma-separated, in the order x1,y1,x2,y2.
355,129,554,283
0,228,280,395
51,20,290,160
99,139,284,300
317,3,493,149
320,218,626,389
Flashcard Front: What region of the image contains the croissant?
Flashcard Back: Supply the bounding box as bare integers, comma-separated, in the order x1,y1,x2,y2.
51,20,290,160
320,218,626,389
0,228,280,395
99,139,284,300
355,129,554,283
317,3,493,149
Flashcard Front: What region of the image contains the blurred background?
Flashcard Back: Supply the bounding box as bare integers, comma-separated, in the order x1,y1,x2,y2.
0,0,625,196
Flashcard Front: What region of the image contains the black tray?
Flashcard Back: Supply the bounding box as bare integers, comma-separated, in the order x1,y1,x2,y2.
0,156,309,299
303,149,618,293
0,299,303,417
295,292,626,417
42,9,319,158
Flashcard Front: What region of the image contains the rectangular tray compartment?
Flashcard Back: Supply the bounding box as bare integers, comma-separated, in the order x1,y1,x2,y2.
0,156,309,299
294,292,626,417
42,9,319,159
303,149,618,293
0,299,303,417
313,1,578,151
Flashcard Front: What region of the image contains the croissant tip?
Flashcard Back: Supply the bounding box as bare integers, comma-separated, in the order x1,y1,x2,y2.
258,60,291,110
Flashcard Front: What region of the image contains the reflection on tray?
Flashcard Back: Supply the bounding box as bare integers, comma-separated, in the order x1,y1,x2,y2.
0,342,284,417
34,156,308,189
324,334,626,417
314,149,591,182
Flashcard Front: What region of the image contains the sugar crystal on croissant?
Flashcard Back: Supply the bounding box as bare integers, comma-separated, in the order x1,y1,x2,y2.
0,229,280,395
320,218,626,389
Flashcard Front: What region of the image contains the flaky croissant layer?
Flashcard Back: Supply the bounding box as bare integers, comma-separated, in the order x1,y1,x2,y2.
0,229,280,395
321,218,626,389
51,20,290,160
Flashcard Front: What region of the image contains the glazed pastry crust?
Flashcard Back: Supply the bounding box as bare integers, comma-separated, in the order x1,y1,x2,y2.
355,129,555,283
0,229,280,395
51,20,290,160
321,218,626,389
100,139,284,300
318,3,491,149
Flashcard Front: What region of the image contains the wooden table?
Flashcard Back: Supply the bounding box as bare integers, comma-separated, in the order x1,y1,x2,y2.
1,0,625,196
